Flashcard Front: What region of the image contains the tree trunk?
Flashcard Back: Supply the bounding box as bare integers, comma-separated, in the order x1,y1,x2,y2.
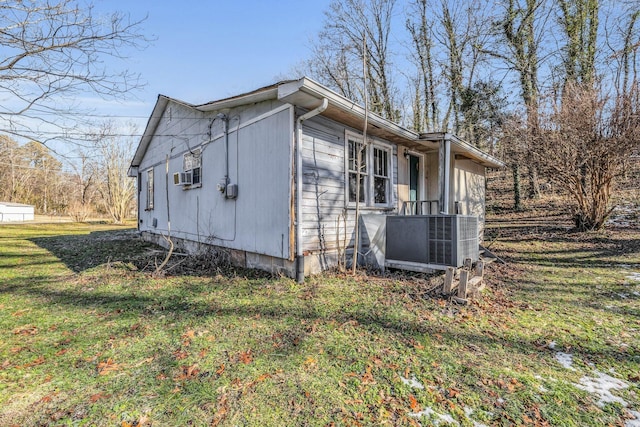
513,164,522,211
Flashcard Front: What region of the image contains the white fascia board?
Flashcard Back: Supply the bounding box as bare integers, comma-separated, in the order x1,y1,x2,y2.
130,95,198,169
420,132,505,168
279,77,420,142
449,135,505,168
130,95,170,168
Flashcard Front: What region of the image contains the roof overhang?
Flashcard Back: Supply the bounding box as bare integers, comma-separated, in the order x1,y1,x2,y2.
129,94,195,176
419,132,506,169
276,78,419,145
129,77,505,173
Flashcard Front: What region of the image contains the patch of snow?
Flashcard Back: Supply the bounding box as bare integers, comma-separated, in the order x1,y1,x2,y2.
618,293,630,299
626,273,640,282
400,375,425,390
548,341,557,350
620,264,631,269
555,352,576,370
464,407,474,417
627,410,640,427
409,407,459,426
633,291,640,297
538,384,548,392
606,305,614,309
575,371,629,407
496,398,505,404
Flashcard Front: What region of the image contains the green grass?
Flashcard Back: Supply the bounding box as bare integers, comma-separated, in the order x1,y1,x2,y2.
0,219,639,426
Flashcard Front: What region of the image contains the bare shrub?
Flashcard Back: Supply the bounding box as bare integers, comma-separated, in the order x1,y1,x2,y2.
537,82,640,231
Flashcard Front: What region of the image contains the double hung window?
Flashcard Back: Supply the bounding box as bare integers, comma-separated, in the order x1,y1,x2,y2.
346,133,392,207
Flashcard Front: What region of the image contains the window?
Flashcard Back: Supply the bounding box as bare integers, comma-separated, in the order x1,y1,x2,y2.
146,168,154,210
373,147,389,204
183,149,202,187
348,139,367,203
346,133,392,207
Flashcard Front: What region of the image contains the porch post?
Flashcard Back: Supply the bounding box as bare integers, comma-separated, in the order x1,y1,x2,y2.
438,137,450,214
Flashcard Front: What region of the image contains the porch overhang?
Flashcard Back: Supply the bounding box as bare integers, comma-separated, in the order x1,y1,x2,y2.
419,132,505,169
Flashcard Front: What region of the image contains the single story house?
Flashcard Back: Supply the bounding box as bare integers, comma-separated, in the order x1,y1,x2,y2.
0,202,34,222
129,77,504,281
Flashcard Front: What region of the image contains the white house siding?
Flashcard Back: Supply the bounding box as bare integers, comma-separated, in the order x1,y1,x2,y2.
453,159,486,237
0,203,34,222
138,100,293,263
300,115,398,273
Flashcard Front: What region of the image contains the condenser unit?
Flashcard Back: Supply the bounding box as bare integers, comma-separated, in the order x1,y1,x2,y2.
385,215,479,272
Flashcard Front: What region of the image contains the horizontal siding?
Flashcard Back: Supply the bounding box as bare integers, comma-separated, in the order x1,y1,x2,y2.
300,115,396,254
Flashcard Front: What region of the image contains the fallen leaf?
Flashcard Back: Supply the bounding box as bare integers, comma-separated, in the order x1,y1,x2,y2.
90,393,111,402
40,395,53,403
215,364,225,375
172,349,189,360
211,393,229,426
177,364,199,380
239,350,252,364
11,309,29,317
409,394,420,412
97,358,120,375
13,325,38,335
22,355,45,368
362,366,375,384
55,349,67,356
198,349,209,358
255,373,271,382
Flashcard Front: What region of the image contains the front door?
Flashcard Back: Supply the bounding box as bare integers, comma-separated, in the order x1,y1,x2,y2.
409,154,420,213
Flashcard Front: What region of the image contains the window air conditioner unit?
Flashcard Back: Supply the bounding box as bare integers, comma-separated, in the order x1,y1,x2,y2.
173,171,192,186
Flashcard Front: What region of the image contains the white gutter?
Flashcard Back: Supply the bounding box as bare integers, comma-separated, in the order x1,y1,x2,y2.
294,98,328,283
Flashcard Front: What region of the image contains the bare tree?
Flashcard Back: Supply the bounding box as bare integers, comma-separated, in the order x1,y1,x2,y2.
557,0,599,85
0,0,148,142
308,0,399,121
93,122,136,224
490,0,550,205
67,151,98,221
407,0,439,131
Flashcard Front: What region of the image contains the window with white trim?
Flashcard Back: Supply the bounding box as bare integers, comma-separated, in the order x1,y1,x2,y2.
373,147,389,204
346,133,392,207
146,168,154,210
183,149,202,187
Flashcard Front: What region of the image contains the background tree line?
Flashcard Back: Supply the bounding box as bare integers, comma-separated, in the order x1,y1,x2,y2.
303,0,640,230
0,127,136,223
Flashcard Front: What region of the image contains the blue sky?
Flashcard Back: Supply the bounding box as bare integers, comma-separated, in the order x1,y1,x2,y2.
93,0,331,115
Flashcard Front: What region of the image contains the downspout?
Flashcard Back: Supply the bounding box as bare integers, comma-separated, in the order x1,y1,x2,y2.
295,98,328,283
438,136,451,214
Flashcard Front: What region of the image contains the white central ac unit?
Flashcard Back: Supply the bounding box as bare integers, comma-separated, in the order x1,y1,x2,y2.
173,171,192,186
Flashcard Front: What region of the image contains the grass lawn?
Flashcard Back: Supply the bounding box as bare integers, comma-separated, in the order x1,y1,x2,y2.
0,218,639,426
